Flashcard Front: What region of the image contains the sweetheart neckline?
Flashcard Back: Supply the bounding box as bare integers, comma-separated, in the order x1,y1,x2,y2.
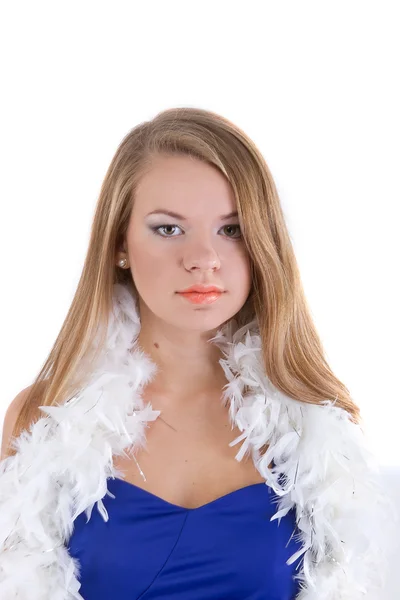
107,476,271,512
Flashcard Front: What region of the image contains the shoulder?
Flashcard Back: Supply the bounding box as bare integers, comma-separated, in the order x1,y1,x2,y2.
1,385,33,461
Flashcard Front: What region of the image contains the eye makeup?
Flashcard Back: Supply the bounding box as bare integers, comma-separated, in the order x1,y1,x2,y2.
149,224,242,239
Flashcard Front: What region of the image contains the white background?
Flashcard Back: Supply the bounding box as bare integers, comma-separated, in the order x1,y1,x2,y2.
0,1,399,469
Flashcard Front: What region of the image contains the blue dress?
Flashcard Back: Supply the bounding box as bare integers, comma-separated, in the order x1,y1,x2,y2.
67,476,303,599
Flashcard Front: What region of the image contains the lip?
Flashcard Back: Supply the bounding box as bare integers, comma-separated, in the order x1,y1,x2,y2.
177,284,224,293
178,291,223,305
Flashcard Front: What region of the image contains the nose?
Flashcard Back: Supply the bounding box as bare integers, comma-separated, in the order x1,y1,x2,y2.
183,240,221,272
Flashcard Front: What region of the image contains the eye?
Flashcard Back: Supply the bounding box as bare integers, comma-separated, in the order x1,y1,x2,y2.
221,224,242,239
150,224,242,239
151,224,182,237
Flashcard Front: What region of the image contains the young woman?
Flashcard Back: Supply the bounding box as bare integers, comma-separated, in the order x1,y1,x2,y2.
0,107,395,599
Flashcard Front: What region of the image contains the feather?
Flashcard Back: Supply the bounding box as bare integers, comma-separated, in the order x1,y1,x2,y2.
0,283,397,599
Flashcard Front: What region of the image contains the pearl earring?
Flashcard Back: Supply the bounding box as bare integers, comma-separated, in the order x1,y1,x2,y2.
118,258,128,268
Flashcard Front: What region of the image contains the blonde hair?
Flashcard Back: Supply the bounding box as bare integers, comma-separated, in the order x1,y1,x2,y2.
5,106,361,459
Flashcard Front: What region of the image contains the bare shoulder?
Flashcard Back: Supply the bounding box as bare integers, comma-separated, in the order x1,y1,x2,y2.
1,385,33,461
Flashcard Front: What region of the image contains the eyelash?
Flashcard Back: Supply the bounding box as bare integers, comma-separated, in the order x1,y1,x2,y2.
150,224,242,240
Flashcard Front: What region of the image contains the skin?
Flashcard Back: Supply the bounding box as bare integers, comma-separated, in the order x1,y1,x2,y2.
116,154,252,409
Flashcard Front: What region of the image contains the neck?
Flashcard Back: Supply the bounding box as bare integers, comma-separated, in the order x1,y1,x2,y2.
136,332,227,401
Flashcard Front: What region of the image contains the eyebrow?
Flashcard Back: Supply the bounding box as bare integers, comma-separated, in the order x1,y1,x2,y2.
146,210,239,221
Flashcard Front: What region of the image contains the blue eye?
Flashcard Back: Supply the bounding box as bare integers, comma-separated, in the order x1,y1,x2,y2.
150,224,242,239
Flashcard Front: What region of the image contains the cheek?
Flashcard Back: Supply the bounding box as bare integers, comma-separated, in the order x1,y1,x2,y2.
226,248,252,293
128,237,172,291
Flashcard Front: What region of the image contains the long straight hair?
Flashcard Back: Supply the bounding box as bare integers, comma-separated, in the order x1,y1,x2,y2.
4,107,361,459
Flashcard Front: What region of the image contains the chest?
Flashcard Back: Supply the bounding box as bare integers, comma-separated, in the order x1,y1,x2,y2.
112,398,266,509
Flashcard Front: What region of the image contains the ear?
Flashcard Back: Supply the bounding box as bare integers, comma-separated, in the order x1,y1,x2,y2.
116,233,127,254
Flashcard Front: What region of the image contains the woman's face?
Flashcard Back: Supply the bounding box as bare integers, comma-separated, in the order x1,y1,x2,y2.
122,154,252,333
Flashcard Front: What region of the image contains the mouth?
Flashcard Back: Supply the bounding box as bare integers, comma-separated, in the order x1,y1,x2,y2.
177,285,224,294
177,290,224,305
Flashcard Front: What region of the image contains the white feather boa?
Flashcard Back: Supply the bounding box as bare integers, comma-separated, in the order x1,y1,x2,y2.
0,283,397,599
